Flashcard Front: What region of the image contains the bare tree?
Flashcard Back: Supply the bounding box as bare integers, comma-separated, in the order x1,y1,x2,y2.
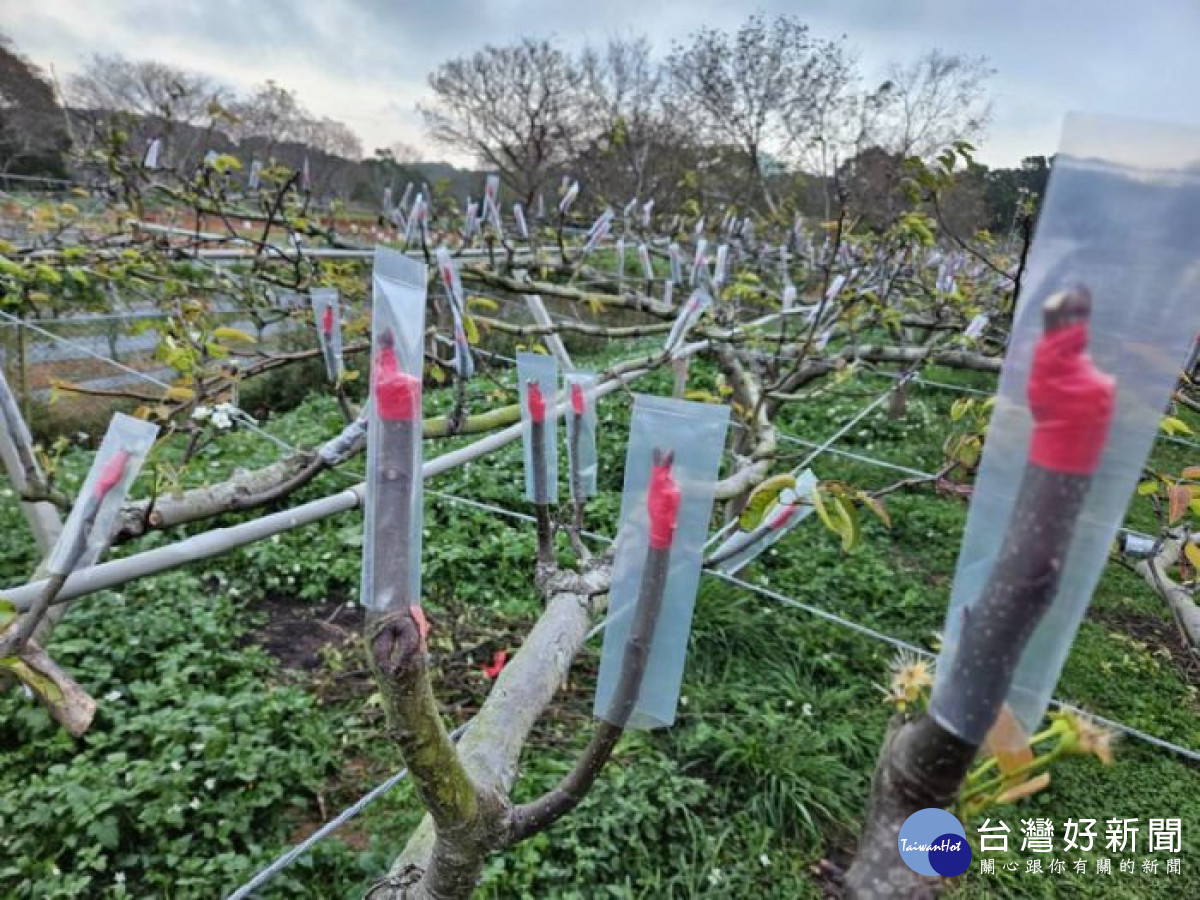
575,35,689,208
869,49,994,159
421,38,584,206
666,14,852,213
68,54,229,169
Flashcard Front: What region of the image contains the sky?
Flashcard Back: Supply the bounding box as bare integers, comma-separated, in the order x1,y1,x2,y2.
5,0,1200,169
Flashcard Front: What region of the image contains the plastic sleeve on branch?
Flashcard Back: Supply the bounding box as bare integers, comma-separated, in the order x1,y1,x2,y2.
509,452,676,843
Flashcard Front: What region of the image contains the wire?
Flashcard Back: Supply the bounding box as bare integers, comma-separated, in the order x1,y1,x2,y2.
224,723,469,900
430,490,1200,764
0,310,303,456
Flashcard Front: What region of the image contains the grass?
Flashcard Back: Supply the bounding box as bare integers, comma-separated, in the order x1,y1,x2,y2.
0,347,1196,897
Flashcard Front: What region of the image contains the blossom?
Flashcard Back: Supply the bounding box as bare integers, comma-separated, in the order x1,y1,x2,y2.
879,651,934,711
191,405,212,422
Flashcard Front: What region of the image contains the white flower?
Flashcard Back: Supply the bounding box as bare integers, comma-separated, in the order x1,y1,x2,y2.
105,690,122,702
115,872,126,885
205,778,216,791
211,409,233,430
802,703,813,717
707,869,723,886
759,853,771,867
170,761,182,772
192,405,212,422
189,797,201,810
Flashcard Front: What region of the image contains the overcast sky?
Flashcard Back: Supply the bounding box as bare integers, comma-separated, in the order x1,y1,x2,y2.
6,0,1200,168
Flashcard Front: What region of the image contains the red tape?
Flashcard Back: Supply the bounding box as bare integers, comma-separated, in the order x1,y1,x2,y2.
94,450,131,500
647,461,681,549
374,345,421,421
571,382,585,416
1027,322,1115,475
321,305,334,336
527,382,546,424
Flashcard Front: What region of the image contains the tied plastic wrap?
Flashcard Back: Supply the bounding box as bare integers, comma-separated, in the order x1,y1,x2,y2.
711,470,818,575
668,243,683,284
637,243,654,281
594,395,730,729
47,414,158,576
690,239,708,286
517,352,559,504
434,246,475,380
362,246,427,613
930,112,1200,743
513,202,529,239
664,288,713,354
310,288,343,384
582,209,613,254
483,173,500,223
782,283,797,312
559,180,579,214
564,371,598,499
713,244,729,288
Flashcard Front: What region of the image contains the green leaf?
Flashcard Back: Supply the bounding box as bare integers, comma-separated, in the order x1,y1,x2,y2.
1184,542,1200,572
739,474,797,531
1161,416,1194,437
834,496,858,552
0,598,16,631
466,295,499,312
213,327,257,344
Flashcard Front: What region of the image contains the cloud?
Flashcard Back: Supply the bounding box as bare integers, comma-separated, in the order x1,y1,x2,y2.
6,0,1200,165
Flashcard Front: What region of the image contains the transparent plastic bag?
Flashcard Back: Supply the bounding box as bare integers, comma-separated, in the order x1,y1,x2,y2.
930,113,1200,743
668,243,683,284
483,174,501,227
361,247,427,613
690,239,708,286
664,288,713,354
564,371,598,499
713,244,729,289
434,246,474,380
310,287,343,384
594,395,730,729
582,209,613,254
47,414,158,576
637,243,654,281
517,352,558,505
711,470,818,575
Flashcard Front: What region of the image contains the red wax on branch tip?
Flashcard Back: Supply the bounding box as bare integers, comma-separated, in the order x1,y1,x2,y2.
1027,321,1116,475
647,460,681,549
321,305,334,336
94,450,131,500
571,382,585,415
527,381,546,423
374,345,421,421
